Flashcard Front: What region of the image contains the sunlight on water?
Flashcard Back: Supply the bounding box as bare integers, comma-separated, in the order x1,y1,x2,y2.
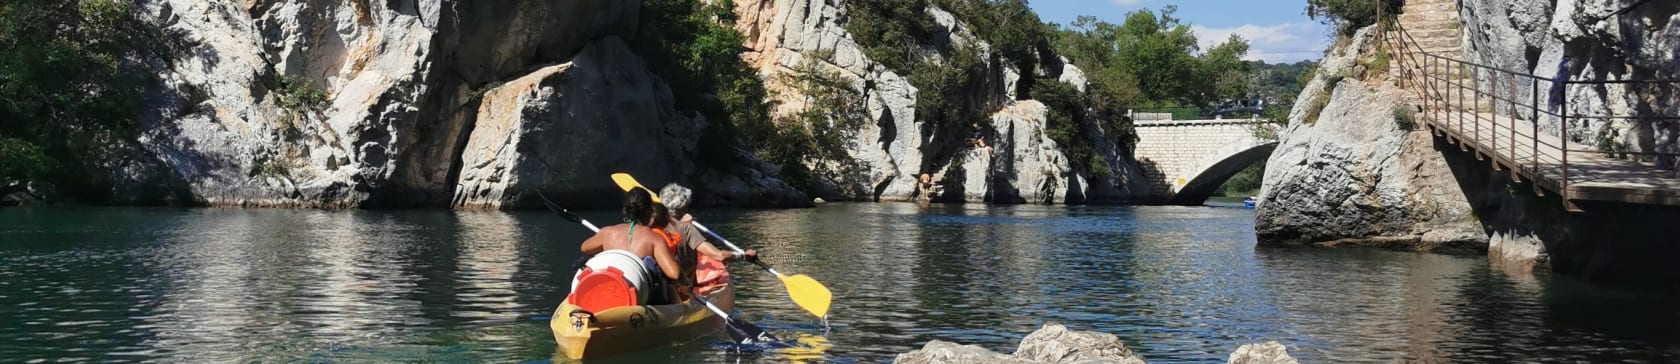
2,204,1679,362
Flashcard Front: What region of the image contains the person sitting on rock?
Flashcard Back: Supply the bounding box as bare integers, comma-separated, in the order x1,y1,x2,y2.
970,123,994,156
578,187,684,305
914,173,936,203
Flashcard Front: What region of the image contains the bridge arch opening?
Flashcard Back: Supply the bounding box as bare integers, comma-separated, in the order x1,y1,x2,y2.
1170,142,1278,205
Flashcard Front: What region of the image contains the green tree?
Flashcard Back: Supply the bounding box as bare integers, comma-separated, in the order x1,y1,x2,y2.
1306,0,1403,36
842,0,936,73
1197,35,1253,107
633,0,775,166
0,0,187,200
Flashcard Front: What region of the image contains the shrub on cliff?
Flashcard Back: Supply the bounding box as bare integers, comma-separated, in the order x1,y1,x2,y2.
778,52,875,195
1306,0,1404,36
0,0,190,201
843,0,938,73
1033,75,1109,178
634,0,775,167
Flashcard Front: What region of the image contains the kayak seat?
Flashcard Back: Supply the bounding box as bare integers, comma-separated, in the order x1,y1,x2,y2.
570,266,638,312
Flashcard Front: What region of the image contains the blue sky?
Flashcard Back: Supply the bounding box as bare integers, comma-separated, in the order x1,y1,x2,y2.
1028,0,1330,63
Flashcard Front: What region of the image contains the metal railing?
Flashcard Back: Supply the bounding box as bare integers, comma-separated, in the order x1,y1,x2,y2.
1376,3,1680,209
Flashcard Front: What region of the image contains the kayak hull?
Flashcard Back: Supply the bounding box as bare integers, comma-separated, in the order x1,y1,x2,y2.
552,285,735,359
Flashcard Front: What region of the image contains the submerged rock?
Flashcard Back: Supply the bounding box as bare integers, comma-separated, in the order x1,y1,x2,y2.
1226,342,1299,364
1012,324,1146,363
893,324,1146,364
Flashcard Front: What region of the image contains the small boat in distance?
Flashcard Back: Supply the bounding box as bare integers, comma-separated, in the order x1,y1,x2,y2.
1243,197,1257,209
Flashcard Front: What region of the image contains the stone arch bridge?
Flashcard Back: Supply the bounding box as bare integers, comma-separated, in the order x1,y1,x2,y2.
1132,118,1279,204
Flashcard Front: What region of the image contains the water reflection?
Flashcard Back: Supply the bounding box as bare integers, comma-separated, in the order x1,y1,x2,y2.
2,205,1680,362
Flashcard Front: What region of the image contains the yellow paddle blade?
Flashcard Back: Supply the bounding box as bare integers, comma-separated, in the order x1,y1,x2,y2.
610,173,659,203
780,274,832,319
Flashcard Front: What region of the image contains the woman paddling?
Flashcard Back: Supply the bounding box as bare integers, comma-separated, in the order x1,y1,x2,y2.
577,188,684,305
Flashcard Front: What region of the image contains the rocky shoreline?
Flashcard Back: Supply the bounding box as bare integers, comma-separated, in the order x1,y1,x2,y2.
892,324,1298,364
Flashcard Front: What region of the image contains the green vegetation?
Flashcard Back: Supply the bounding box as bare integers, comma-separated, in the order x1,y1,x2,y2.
1306,0,1404,36
843,0,1065,171
1392,105,1415,130
1303,90,1332,126
1250,61,1314,139
1360,47,1391,79
273,75,326,139
1304,69,1345,125
249,157,289,178
842,0,938,73
1250,60,1318,105
1046,8,1253,110
633,0,782,173
778,51,873,192
1036,7,1255,175
1216,161,1266,197
1594,123,1629,158
837,2,1267,178
0,0,188,200
1033,75,1110,177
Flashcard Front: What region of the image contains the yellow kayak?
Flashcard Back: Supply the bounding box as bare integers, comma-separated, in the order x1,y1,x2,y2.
552,285,735,359
553,255,736,359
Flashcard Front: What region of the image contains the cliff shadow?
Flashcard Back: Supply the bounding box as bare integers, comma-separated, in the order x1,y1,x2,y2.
937,155,970,204
1131,156,1171,205
1437,132,1680,290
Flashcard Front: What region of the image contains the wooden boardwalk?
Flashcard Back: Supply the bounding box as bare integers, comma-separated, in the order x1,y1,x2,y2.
1423,108,1680,208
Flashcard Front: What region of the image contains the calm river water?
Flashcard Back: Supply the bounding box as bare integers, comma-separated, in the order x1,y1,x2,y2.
3,203,1679,363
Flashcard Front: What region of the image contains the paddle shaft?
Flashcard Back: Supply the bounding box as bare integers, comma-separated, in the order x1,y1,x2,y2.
690,221,780,276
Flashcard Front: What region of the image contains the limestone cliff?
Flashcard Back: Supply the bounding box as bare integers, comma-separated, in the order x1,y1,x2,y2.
1259,0,1680,287
1460,0,1679,164
1255,26,1484,251
119,0,804,208
104,0,1146,208
729,0,1149,204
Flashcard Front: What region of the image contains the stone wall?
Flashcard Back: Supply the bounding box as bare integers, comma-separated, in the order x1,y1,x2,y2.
1133,120,1275,203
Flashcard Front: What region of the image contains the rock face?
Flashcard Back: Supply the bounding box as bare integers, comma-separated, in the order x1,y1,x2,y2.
729,0,1147,204
1459,0,1680,172
451,37,699,209
942,101,1092,204
118,0,803,208
1262,0,1680,287
893,324,1147,364
114,0,1147,208
1255,26,1484,251
1226,342,1300,364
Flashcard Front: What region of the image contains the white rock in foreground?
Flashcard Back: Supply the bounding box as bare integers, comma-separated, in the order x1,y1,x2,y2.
893,324,1145,364
1226,341,1300,364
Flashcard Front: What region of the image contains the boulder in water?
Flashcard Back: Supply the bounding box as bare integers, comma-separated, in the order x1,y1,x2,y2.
893,324,1147,364
1226,341,1299,364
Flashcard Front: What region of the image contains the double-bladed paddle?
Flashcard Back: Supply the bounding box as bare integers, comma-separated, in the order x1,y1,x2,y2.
531,189,777,345
609,173,834,320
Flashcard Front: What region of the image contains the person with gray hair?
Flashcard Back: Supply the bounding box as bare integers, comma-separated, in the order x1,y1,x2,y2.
659,183,757,264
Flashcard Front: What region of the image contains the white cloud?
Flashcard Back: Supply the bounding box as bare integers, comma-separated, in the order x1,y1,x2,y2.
1109,0,1145,6
1191,22,1331,63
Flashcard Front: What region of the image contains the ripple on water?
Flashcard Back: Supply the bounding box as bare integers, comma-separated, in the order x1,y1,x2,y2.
3,205,1680,362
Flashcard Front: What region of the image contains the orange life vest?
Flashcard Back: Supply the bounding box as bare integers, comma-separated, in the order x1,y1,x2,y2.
651,227,681,250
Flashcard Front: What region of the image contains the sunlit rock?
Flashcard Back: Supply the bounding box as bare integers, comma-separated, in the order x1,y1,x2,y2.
1226,341,1299,364
893,324,1147,364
